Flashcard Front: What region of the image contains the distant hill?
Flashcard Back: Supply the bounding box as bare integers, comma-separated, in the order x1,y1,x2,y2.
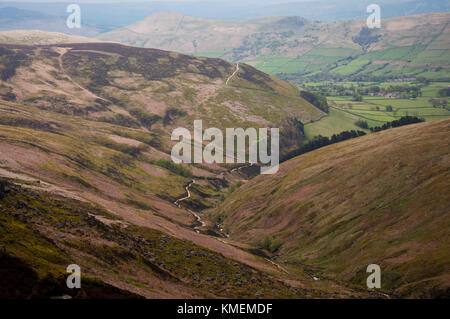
246,0,450,22
1,0,449,23
0,6,52,21
0,6,101,37
99,11,450,81
215,118,450,298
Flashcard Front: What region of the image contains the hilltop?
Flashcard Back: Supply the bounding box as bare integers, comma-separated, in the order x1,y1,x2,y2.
99,11,450,81
215,118,450,298
0,30,98,45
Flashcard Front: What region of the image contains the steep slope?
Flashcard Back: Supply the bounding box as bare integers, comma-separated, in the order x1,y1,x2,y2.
215,119,450,298
99,11,450,80
0,178,301,298
0,42,323,160
0,42,322,136
0,42,323,240
0,42,346,298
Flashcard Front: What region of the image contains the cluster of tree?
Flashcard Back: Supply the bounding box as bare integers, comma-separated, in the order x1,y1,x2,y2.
355,120,369,129
152,159,193,178
370,116,424,133
163,108,187,125
437,87,450,97
352,94,363,101
366,85,423,98
352,27,381,49
300,91,329,113
288,67,449,83
429,98,448,108
281,130,367,162
302,82,422,99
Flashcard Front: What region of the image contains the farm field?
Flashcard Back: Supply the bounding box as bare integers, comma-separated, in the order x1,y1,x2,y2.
303,81,450,138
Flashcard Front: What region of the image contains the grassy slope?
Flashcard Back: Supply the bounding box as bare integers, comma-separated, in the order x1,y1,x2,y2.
216,119,450,298
0,42,322,146
304,107,366,139
0,179,300,298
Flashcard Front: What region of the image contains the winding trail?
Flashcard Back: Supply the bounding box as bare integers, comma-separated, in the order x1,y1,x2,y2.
226,63,240,86
174,180,206,233
174,180,195,207
173,177,291,275
177,162,256,231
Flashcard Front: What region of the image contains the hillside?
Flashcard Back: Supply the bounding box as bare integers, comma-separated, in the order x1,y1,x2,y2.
0,177,304,298
0,41,323,237
99,11,450,81
215,119,450,298
0,42,322,148
0,42,348,298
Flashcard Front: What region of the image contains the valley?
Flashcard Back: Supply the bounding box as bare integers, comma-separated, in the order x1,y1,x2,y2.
0,42,365,298
0,3,449,301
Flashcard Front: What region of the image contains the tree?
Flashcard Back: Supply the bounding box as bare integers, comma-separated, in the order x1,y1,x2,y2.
355,120,369,129
352,94,363,102
300,91,329,113
386,105,393,112
437,88,450,97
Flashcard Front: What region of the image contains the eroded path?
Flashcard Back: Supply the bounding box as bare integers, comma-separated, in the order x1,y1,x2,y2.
174,180,206,232
226,62,240,86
